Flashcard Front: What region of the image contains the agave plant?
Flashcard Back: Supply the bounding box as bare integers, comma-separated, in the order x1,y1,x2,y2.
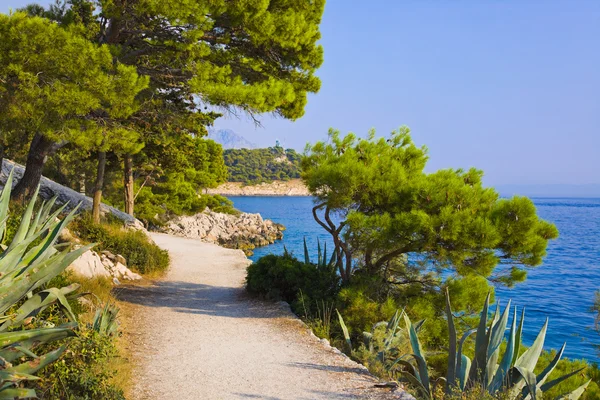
337,308,424,374
396,289,591,400
302,237,337,268
92,303,120,337
0,170,92,398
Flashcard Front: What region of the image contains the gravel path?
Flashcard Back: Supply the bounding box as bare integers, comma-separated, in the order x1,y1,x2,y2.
119,233,411,400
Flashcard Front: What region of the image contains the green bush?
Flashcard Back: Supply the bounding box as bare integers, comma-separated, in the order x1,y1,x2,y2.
32,327,125,400
70,213,169,275
246,252,339,313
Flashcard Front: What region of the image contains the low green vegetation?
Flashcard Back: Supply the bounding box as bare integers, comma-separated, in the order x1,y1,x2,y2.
246,128,599,399
69,213,169,275
0,172,125,399
223,146,302,184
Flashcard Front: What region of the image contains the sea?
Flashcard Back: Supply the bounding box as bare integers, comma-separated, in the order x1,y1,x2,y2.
228,196,600,363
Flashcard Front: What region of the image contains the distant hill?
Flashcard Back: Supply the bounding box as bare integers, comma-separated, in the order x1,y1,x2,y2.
496,184,600,198
223,147,302,184
208,128,257,149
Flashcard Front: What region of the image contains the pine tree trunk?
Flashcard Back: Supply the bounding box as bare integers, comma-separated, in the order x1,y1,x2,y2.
92,151,106,224
123,154,134,216
79,173,86,195
12,134,56,200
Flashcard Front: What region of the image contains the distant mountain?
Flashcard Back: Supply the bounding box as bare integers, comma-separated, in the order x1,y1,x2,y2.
208,128,257,149
496,184,600,198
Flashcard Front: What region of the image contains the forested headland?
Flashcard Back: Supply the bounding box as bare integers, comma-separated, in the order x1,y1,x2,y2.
223,146,302,184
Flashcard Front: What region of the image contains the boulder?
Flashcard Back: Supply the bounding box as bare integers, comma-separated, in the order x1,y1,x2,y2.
163,208,284,255
68,250,111,279
67,249,142,282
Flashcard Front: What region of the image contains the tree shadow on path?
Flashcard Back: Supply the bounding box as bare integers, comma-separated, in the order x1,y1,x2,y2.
116,280,291,319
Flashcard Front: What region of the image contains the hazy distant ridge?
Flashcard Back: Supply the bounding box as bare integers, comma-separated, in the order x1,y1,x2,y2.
208,128,257,149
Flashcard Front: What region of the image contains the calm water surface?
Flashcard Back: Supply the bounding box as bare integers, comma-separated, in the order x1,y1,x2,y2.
229,196,600,362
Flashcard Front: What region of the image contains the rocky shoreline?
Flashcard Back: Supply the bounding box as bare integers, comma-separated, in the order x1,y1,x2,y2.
205,179,310,196
163,209,284,255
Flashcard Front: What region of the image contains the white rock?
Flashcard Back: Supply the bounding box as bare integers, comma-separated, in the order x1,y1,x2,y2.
67,250,111,279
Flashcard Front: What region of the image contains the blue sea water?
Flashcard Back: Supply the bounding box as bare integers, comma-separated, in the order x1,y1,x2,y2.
229,196,600,362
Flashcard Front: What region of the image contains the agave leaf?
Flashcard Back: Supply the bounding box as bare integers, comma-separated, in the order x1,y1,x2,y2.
485,348,500,389
397,362,431,400
514,366,538,400
317,239,322,266
414,319,426,333
0,325,76,363
0,284,80,331
470,292,491,384
489,306,517,393
0,170,13,243
539,367,585,393
0,370,39,383
0,388,38,399
512,307,525,367
336,310,352,350
0,326,76,349
404,313,430,393
328,248,337,267
36,196,58,233
384,310,402,351
555,379,591,400
459,355,472,391
303,237,310,264
515,319,548,371
488,300,511,359
445,289,457,393
456,328,477,389
535,343,566,389
6,186,40,252
6,346,67,375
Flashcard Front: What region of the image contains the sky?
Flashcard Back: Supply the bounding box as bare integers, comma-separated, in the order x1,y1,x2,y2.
2,1,599,187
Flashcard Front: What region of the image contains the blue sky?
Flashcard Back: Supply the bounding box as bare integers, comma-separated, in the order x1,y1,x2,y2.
2,1,599,186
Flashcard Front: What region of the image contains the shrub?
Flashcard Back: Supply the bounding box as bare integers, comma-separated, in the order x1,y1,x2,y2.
246,251,339,314
32,327,125,400
70,213,169,275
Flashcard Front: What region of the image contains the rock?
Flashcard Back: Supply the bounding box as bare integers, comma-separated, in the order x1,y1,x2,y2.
68,249,142,282
1,159,146,232
115,254,127,266
68,250,111,279
59,227,79,244
101,250,117,261
163,208,284,254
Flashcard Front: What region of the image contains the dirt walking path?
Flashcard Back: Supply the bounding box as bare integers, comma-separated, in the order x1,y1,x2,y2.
118,233,410,400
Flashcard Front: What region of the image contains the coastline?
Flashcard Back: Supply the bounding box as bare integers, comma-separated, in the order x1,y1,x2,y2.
206,179,310,196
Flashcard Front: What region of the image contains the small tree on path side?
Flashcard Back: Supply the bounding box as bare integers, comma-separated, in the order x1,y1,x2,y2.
301,127,558,295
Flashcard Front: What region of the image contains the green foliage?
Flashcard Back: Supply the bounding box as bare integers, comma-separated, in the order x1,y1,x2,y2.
0,12,147,154
0,171,93,398
398,291,590,400
302,126,558,292
31,327,125,400
224,147,302,184
246,250,339,314
335,286,399,339
70,213,169,275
